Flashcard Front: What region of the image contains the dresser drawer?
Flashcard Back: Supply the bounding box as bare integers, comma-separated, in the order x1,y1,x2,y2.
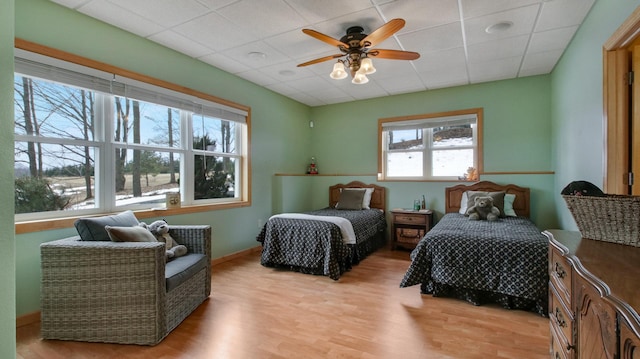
550,284,573,348
550,322,570,359
393,213,428,225
550,247,572,304
396,228,425,244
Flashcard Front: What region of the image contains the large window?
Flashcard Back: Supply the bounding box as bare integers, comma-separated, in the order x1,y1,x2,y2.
14,49,249,221
378,108,483,181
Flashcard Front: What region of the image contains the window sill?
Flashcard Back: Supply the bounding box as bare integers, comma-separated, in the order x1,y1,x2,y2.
15,200,250,235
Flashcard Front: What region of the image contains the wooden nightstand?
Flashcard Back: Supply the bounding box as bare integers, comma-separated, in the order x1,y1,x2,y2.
390,209,433,250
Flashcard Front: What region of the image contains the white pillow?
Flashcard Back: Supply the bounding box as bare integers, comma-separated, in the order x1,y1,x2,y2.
504,193,517,217
459,192,468,214
343,188,375,209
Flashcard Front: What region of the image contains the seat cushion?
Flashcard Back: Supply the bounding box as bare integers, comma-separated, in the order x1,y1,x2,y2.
165,253,208,292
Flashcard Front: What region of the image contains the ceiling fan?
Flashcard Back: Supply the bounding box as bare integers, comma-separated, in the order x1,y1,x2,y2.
297,18,420,84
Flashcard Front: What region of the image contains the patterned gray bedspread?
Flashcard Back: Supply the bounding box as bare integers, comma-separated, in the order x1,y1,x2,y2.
257,208,386,280
400,213,548,310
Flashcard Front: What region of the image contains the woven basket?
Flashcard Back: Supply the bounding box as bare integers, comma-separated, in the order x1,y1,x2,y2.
563,194,640,247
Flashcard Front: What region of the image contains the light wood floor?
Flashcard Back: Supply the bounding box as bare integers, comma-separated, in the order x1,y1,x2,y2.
16,247,550,359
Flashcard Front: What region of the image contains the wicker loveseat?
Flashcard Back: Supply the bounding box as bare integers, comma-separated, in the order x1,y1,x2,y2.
40,215,211,346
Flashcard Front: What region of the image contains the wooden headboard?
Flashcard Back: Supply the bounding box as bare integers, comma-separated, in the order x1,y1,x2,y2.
329,181,386,212
445,181,531,218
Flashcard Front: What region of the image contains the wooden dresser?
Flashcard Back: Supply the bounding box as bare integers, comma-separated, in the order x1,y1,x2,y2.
544,230,640,359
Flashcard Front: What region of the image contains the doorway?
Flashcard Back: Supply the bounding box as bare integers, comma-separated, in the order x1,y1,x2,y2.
604,7,640,194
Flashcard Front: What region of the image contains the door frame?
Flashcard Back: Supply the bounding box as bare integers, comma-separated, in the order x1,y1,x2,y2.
603,7,640,194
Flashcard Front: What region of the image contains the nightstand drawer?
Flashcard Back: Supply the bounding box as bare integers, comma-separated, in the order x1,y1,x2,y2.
396,228,425,244
393,213,428,225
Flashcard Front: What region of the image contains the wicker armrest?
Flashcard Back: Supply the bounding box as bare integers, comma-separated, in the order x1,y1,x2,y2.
40,237,168,344
41,237,167,290
168,225,212,297
169,225,212,256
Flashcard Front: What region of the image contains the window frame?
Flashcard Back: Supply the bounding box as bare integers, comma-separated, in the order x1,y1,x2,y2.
14,39,251,233
377,108,483,181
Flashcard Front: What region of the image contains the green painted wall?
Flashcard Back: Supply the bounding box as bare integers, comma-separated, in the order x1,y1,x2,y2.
551,0,640,229
1,0,16,356
309,76,552,174
13,0,311,317
306,75,556,228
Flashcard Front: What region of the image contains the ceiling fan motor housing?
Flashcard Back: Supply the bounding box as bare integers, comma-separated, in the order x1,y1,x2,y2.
341,26,368,49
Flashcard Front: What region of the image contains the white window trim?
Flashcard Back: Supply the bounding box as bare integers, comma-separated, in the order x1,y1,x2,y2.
14,47,250,222
378,108,483,181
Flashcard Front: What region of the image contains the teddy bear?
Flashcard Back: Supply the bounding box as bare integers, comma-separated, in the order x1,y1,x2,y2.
140,219,188,261
466,195,500,221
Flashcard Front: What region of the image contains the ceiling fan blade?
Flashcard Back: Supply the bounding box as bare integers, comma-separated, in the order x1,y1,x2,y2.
297,54,344,67
360,18,405,48
302,29,349,48
369,49,420,61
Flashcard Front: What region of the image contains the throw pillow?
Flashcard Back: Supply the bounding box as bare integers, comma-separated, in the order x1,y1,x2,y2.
336,189,366,210
105,225,157,242
504,193,517,217
343,188,375,209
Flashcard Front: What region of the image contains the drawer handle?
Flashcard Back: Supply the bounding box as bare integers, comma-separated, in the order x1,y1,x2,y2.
400,229,421,238
555,307,567,328
554,262,566,279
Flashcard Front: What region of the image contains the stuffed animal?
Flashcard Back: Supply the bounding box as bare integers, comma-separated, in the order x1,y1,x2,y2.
466,196,500,221
561,180,605,197
140,219,188,260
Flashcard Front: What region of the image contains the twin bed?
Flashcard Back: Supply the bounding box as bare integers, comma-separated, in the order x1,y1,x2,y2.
257,180,548,315
400,181,549,315
256,181,387,280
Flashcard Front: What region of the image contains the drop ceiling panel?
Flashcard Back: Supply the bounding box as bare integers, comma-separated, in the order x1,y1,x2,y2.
107,0,209,28
398,23,464,54
376,74,426,95
47,0,596,106
464,5,538,45
172,12,255,51
149,30,214,59
460,0,541,19
219,41,289,69
199,53,252,74
467,35,529,64
378,0,461,34
468,56,521,83
412,47,467,73
77,0,164,37
520,49,564,74
535,0,596,32
284,0,374,24
527,26,579,54
216,0,307,39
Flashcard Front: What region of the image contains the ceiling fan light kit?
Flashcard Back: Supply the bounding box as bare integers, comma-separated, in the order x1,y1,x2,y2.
329,61,348,79
297,18,419,85
352,68,369,84
360,57,376,75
